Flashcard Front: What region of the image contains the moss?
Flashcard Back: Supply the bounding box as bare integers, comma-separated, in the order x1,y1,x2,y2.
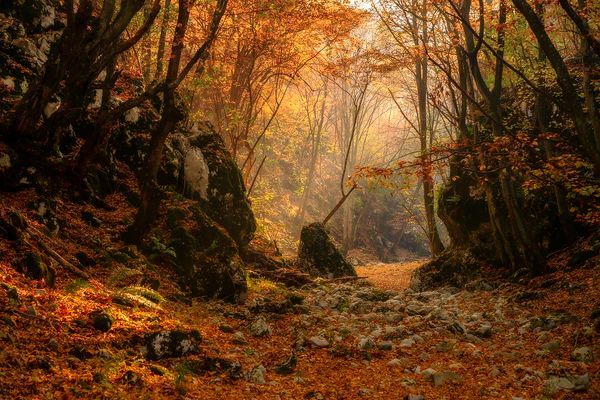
65,278,90,293
120,286,164,304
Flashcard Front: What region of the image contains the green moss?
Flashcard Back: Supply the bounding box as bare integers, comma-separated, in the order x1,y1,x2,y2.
65,278,90,293
120,286,164,304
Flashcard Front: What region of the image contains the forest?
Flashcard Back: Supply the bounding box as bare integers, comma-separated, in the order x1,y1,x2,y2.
0,0,598,398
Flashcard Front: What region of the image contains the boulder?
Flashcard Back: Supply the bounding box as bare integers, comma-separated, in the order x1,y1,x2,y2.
169,206,247,303
164,122,256,248
298,223,356,278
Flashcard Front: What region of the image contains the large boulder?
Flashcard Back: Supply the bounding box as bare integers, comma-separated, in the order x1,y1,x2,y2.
164,122,256,249
169,205,247,304
297,223,356,278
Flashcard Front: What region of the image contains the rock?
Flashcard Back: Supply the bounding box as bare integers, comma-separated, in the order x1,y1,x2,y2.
274,352,297,375
170,207,247,303
141,330,201,360
89,310,113,332
5,285,20,306
247,365,266,384
165,124,256,248
400,339,415,347
232,331,247,344
358,336,375,350
435,340,454,353
405,395,425,400
430,371,464,387
541,340,561,353
571,346,593,362
218,324,234,333
572,373,589,392
308,336,330,348
297,223,356,278
387,358,409,367
447,321,466,334
543,376,575,396
249,318,271,337
473,323,492,338
377,340,393,351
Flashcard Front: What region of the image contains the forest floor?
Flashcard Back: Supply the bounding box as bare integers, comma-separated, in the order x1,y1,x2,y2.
355,261,424,291
0,191,599,399
1,255,599,399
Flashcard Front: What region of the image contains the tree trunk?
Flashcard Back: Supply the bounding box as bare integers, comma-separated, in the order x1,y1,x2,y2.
512,0,600,171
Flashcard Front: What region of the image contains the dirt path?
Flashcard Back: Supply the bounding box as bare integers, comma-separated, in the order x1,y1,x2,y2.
355,260,425,291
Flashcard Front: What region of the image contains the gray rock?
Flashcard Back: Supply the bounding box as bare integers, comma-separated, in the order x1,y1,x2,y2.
358,336,375,350
377,340,393,351
249,318,272,337
247,365,266,384
405,395,425,400
541,340,561,353
232,331,247,344
431,371,464,387
387,358,409,367
400,338,415,347
308,335,329,348
543,376,575,396
571,346,593,362
573,373,589,391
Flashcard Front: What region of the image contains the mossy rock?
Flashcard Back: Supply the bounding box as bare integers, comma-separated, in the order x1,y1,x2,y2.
89,310,114,332
297,223,356,278
168,206,247,303
409,249,481,291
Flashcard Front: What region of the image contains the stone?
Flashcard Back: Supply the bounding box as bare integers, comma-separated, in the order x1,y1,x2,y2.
5,285,19,306
405,395,425,400
309,336,330,348
358,336,375,350
275,353,297,375
400,339,415,347
541,340,561,353
571,346,593,362
297,223,356,278
90,310,113,332
573,373,589,392
141,330,201,360
387,358,409,367
431,371,464,387
247,365,266,384
232,331,247,344
377,340,393,351
474,323,492,338
543,377,575,396
170,209,247,303
165,125,256,248
249,318,271,337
